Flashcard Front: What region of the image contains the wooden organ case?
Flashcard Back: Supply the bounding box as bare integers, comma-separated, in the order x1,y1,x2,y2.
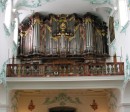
17,12,109,64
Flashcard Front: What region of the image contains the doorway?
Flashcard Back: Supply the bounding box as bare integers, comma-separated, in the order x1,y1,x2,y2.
49,107,76,112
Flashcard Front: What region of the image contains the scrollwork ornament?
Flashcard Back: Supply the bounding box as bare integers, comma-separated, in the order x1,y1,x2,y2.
85,0,110,4
0,0,7,12
114,20,119,31
43,93,81,105
125,54,130,81
16,0,56,8
0,60,9,85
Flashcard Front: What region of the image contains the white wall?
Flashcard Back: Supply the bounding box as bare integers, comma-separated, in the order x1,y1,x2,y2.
109,1,130,111
0,12,14,69
0,4,15,112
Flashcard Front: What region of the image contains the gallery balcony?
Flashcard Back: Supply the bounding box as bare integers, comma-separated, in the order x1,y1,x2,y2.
6,61,124,77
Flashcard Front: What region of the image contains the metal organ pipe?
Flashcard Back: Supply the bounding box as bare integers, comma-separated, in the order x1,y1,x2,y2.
20,31,26,55
84,18,94,53
50,35,52,54
18,13,109,58
33,19,40,53
20,32,23,55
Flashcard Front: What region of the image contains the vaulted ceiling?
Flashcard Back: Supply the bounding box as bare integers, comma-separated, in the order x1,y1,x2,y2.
13,0,117,23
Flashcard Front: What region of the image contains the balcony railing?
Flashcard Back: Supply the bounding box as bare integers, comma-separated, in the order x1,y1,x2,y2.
6,62,124,77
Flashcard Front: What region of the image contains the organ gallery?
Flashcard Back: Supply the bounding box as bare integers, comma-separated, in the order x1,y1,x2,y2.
17,12,109,63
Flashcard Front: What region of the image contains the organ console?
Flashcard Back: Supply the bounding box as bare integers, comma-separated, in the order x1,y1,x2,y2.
17,12,109,63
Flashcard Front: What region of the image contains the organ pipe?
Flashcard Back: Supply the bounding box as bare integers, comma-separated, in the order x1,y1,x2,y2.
18,12,109,60
32,16,40,53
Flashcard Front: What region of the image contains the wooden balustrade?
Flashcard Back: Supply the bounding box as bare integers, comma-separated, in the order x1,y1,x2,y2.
6,62,124,77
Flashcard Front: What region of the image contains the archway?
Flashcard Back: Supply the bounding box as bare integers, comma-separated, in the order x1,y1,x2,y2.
49,107,76,112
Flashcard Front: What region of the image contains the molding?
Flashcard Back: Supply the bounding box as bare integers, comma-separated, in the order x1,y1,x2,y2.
120,103,130,107
6,76,124,90
0,104,8,109
6,76,124,82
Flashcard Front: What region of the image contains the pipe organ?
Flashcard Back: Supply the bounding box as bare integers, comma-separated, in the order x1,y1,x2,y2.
18,12,109,63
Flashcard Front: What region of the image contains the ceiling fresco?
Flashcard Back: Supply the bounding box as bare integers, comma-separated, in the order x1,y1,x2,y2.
15,0,115,8
15,0,55,8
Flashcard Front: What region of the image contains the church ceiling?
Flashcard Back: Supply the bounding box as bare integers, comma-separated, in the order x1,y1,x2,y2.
14,0,115,8
13,0,117,23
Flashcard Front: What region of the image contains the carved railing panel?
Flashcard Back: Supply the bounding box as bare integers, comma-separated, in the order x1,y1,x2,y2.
6,62,124,77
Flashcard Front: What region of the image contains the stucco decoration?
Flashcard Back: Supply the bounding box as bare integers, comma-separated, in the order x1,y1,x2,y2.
114,20,119,31
43,93,81,106
105,8,112,14
12,42,18,56
83,0,111,4
0,44,17,86
16,0,55,8
125,54,130,81
0,0,7,12
11,91,19,112
11,20,15,32
128,0,130,8
0,59,9,85
107,90,118,112
120,21,129,33
3,23,10,36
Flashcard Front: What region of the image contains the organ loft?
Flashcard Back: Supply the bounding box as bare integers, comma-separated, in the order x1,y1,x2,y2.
17,12,109,64
6,12,125,77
